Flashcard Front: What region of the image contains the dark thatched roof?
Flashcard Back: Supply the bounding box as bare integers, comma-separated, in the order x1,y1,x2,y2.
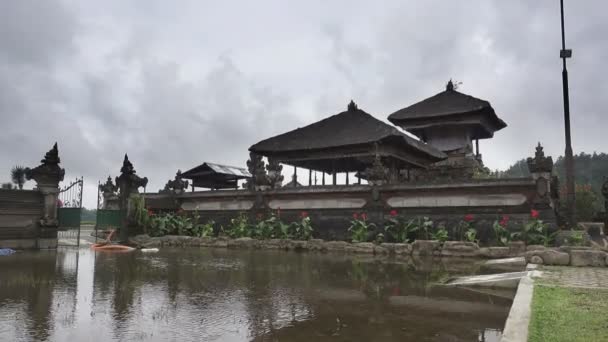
249,102,445,160
388,81,507,139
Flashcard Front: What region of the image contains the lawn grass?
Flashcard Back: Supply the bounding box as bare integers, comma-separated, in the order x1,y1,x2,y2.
528,285,608,342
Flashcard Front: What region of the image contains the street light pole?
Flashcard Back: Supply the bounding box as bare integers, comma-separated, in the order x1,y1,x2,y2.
559,0,576,226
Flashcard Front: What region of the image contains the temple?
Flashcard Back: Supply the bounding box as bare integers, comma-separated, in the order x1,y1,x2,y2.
389,80,507,180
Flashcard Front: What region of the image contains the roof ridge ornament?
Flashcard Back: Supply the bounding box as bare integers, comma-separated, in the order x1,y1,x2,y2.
446,79,454,91
347,100,358,111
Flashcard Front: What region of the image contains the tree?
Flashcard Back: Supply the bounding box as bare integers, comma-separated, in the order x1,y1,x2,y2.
10,166,27,190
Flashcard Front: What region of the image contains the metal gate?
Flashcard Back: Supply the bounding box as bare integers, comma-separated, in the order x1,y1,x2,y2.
57,177,83,246
95,180,120,242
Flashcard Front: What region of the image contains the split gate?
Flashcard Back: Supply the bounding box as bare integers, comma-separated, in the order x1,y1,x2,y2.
57,177,83,246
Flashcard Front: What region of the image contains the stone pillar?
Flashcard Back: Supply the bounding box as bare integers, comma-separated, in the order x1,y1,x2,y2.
99,176,119,209
115,154,148,243
25,143,65,249
602,177,608,234
526,143,557,227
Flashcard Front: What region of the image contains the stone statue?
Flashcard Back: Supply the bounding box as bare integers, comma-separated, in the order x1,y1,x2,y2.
115,154,148,242
245,152,269,190
527,142,553,174
266,158,284,189
527,143,554,210
161,170,189,194
365,153,388,186
25,143,65,227
100,176,117,196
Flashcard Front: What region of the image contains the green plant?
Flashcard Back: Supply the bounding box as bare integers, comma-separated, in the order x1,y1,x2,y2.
514,210,555,246
464,228,478,243
132,195,150,233
564,230,584,246
224,213,251,238
454,214,475,241
349,212,375,243
384,210,419,243
492,216,511,246
291,212,314,240
252,215,279,239
10,165,27,190
431,226,449,242
191,211,215,237
414,217,434,240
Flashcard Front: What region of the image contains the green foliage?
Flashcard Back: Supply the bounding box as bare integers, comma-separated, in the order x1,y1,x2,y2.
10,165,27,190
492,220,512,246
464,228,478,243
348,214,375,243
132,195,150,232
291,215,314,240
563,230,585,246
190,211,214,237
431,226,449,242
414,217,434,240
384,215,419,243
252,215,279,239
574,184,598,222
224,213,251,238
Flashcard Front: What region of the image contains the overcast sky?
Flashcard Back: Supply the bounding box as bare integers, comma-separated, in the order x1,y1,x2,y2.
1,0,606,208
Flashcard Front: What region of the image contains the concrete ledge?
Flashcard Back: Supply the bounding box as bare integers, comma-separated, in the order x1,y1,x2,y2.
501,274,534,342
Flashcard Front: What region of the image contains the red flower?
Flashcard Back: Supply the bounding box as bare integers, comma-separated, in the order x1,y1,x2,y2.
361,213,368,221
464,214,474,222
499,215,510,227
300,211,308,218
531,209,540,219
389,210,398,217
353,213,359,220
147,209,154,217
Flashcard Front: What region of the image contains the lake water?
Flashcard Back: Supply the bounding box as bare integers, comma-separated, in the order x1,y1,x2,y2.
0,248,511,341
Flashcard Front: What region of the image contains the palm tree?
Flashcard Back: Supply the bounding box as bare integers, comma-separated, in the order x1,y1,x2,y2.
10,166,27,190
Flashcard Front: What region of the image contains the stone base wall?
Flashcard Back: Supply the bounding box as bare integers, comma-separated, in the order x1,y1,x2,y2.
129,235,608,267
144,178,555,243
0,189,50,249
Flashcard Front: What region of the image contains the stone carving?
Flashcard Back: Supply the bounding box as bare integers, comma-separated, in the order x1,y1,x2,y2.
115,154,148,242
347,99,358,111
266,158,284,189
25,143,65,227
245,152,269,190
100,176,117,196
527,143,554,209
365,153,388,186
527,142,553,174
161,170,189,194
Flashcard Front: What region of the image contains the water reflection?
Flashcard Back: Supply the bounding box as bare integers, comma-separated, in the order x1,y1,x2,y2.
0,248,511,341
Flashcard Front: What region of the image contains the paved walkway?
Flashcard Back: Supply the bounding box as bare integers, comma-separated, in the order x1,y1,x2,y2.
535,266,608,289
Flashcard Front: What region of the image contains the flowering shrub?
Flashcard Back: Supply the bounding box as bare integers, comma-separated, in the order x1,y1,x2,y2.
431,225,449,242
492,215,512,246
454,214,476,241
224,213,251,238
384,210,419,243
349,212,375,242
291,211,314,240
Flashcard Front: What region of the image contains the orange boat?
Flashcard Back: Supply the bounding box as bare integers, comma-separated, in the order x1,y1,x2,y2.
91,229,135,252
91,243,135,252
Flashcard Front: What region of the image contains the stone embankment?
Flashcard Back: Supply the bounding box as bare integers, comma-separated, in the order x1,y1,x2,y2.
129,235,608,267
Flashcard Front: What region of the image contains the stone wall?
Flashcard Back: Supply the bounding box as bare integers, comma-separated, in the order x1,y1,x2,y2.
145,178,555,243
0,189,46,248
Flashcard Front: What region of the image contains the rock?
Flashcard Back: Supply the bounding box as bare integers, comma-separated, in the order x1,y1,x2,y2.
394,243,412,255
412,240,441,256
525,249,569,266
228,237,257,249
526,245,546,252
130,234,151,245
325,241,349,252
508,241,526,256
530,255,545,265
606,254,608,266
289,240,308,251
307,239,326,252
441,241,480,257
374,245,389,255
345,242,375,254
212,238,228,248
479,247,510,259
570,249,608,267
262,239,285,249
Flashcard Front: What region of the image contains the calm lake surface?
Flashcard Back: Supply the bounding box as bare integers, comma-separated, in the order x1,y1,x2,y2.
0,248,511,341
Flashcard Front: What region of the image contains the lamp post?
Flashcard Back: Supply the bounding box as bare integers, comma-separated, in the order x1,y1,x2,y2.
559,0,576,226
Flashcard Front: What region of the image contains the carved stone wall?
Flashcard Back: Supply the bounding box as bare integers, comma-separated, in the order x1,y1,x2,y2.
145,178,550,242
